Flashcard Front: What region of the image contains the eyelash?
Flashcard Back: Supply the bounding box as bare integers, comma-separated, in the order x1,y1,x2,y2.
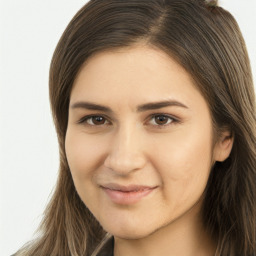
77,114,180,129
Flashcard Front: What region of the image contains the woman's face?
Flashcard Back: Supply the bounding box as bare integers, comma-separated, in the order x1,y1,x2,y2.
65,45,225,239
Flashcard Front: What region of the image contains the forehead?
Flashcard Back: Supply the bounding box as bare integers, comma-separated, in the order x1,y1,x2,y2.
70,45,206,110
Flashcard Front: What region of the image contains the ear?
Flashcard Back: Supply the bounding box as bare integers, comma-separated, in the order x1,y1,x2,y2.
213,130,234,162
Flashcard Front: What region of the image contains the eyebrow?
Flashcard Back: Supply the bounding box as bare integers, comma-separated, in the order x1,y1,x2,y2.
70,100,188,113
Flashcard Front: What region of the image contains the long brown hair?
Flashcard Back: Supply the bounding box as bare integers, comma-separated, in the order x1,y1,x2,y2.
15,0,256,255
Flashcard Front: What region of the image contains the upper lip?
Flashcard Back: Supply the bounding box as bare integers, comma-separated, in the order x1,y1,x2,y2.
101,183,157,192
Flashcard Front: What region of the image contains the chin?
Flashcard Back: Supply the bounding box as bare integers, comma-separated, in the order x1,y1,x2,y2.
102,221,158,240
112,230,153,240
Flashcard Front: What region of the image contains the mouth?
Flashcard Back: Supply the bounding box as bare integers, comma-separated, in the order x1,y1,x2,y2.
100,183,158,205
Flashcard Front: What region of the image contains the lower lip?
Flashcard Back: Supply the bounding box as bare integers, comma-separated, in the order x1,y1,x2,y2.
102,187,156,205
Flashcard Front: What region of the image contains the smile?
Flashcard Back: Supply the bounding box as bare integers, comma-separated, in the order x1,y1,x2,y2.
101,184,157,205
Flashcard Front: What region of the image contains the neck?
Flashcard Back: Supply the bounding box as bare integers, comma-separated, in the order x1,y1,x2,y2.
113,202,216,256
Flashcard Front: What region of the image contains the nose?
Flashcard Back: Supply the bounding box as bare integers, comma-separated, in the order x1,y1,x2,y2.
104,123,146,176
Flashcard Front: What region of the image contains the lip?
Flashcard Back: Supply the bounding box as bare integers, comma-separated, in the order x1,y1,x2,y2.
101,183,157,205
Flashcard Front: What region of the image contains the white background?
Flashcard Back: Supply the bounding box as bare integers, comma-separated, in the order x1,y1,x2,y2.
0,1,255,255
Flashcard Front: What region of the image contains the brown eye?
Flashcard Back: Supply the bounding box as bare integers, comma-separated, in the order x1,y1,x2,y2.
86,116,109,125
155,115,169,125
149,115,174,126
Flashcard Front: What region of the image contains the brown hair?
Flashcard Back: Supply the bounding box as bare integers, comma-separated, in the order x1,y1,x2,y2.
15,0,256,255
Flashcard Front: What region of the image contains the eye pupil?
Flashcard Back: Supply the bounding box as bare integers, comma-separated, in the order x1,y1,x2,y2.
92,116,105,125
155,115,168,125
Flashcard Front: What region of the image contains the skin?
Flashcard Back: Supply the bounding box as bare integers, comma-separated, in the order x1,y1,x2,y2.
65,44,233,256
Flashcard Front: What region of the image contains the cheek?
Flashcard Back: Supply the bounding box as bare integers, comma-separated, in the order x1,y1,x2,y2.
65,130,107,182
151,127,213,204
65,130,110,214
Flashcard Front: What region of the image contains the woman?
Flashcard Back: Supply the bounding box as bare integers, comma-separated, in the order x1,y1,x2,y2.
14,0,256,255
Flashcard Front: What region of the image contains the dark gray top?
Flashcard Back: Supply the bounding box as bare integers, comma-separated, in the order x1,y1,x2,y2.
97,236,114,256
